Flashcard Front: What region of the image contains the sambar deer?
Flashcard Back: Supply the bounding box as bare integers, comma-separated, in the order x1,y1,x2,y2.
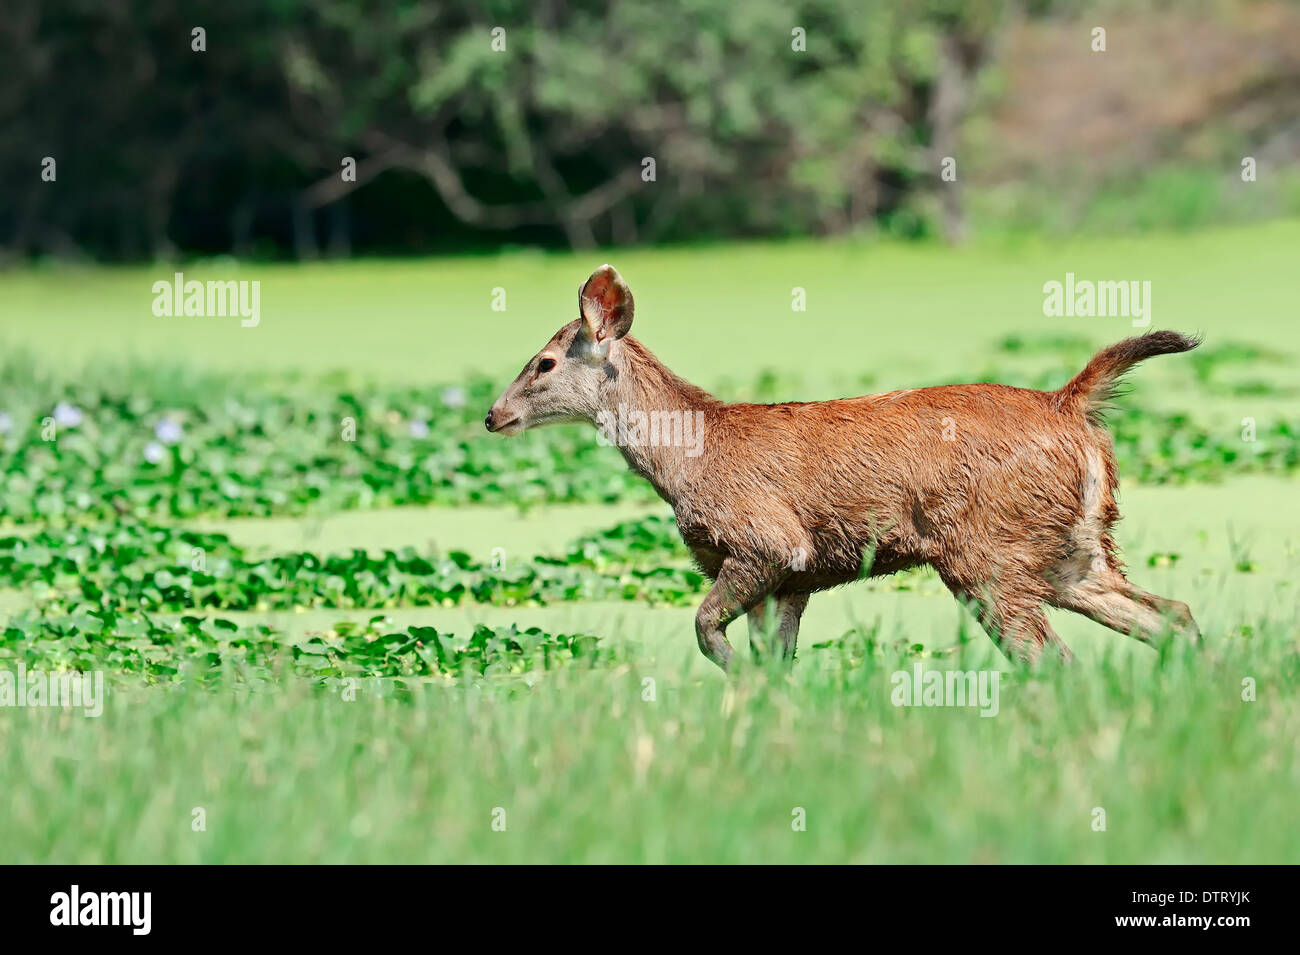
486,264,1201,670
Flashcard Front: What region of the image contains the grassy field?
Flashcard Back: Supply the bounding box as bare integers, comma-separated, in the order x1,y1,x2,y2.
1,221,1297,862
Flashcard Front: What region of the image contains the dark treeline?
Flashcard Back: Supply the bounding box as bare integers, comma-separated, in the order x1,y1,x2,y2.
4,0,1044,261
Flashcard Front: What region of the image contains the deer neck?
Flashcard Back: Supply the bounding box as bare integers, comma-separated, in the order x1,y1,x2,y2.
598,337,717,507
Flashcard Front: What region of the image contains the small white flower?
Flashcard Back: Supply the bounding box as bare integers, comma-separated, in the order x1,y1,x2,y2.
53,402,83,427
144,441,165,464
155,418,184,445
440,387,467,409
408,419,430,439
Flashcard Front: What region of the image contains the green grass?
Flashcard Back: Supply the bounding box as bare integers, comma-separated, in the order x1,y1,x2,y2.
1,221,1298,863
4,637,1296,864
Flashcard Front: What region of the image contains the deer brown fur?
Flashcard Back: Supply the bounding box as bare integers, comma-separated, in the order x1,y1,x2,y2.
487,264,1202,670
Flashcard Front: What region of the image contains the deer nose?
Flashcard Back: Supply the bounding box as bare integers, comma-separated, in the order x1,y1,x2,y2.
484,409,496,431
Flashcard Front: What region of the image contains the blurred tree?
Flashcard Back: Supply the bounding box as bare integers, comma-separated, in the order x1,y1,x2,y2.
1,0,293,261
287,0,1011,247
2,0,1014,259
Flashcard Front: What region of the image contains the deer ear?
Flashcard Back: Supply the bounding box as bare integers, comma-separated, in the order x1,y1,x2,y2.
579,264,634,348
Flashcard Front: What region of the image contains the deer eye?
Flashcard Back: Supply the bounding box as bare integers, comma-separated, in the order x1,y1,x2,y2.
537,358,556,374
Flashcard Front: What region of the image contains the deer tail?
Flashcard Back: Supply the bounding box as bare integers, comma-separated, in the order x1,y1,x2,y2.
1055,330,1201,421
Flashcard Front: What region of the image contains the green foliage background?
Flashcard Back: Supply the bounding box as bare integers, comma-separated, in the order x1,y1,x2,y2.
9,0,1295,259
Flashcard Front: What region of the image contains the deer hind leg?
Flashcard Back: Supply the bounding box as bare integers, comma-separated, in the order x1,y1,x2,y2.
747,592,810,663
1047,441,1200,646
696,558,789,672
1050,564,1200,646
946,576,1074,665
1126,582,1200,643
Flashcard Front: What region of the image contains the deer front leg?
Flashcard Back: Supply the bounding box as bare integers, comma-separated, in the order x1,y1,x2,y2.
747,593,810,663
696,558,788,671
